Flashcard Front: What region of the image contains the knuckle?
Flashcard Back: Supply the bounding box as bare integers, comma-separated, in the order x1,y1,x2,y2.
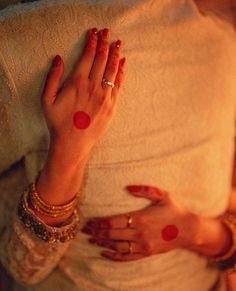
135,214,144,226
85,40,97,55
117,244,125,253
109,61,118,73
144,242,153,255
138,230,146,242
97,42,109,57
88,82,99,97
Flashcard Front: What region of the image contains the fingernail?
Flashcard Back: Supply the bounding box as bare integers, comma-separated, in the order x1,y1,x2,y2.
53,55,61,66
120,57,126,66
102,28,109,37
126,185,142,192
115,40,122,48
91,27,98,35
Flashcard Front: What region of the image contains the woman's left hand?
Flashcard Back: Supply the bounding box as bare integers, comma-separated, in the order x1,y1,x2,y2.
81,185,199,261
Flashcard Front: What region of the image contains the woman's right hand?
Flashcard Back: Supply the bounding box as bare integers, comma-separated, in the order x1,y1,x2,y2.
41,27,126,164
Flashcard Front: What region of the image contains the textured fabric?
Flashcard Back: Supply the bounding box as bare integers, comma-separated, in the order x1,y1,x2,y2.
0,0,236,290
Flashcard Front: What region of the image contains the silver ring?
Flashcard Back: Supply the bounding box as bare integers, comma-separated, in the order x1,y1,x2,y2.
102,78,115,88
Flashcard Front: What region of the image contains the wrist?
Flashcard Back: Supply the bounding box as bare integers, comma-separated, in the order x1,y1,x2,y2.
188,213,232,258
36,147,89,206
48,138,92,168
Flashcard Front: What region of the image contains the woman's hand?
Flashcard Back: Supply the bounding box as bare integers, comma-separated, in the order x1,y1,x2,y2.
33,28,126,218
81,185,198,261
82,185,232,262
41,27,126,165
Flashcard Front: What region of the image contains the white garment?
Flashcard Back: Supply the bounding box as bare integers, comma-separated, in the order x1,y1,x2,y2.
0,0,236,290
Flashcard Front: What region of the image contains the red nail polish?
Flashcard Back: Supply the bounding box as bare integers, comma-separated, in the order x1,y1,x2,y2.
53,55,61,66
115,40,122,48
120,57,126,66
102,28,109,37
91,27,98,35
126,185,142,192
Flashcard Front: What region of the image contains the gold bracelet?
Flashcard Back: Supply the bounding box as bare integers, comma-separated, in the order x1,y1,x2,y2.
29,173,80,217
17,185,80,243
31,181,79,211
209,211,236,272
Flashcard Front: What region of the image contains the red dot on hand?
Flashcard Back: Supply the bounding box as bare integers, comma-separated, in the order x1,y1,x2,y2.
161,225,179,241
73,111,91,129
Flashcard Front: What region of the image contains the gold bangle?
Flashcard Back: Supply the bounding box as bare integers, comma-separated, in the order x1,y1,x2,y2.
29,183,79,217
31,182,79,211
17,185,80,243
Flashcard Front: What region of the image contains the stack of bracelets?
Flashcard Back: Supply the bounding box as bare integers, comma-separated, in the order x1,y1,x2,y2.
17,172,80,244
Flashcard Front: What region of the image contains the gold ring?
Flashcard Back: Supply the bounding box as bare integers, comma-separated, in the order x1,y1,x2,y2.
126,213,133,228
128,241,133,254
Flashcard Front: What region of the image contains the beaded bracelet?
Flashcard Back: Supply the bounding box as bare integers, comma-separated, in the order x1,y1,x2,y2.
17,185,80,244
209,212,236,272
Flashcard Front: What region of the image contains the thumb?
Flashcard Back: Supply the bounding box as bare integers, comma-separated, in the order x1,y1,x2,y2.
125,185,167,203
41,55,64,106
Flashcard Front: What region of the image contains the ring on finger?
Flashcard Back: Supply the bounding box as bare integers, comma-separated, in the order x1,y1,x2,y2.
127,240,133,254
102,78,115,88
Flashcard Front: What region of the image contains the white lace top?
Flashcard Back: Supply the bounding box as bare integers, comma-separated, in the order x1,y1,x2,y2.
0,0,236,290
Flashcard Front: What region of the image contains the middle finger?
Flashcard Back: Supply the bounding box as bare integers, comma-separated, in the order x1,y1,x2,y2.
89,28,110,84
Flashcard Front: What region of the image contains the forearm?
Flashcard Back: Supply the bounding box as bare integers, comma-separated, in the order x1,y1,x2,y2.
31,141,91,226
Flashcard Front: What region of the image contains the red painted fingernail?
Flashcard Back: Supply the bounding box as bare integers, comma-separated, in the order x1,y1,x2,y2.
53,55,61,66
120,57,126,66
102,28,109,37
115,39,122,48
126,185,142,192
91,27,98,35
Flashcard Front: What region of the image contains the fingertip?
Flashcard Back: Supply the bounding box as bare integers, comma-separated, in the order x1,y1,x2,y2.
52,55,62,67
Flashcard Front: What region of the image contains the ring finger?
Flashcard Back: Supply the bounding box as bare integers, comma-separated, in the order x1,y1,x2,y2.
101,39,122,93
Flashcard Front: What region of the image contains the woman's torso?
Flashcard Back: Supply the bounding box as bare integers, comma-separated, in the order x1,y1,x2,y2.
3,0,236,290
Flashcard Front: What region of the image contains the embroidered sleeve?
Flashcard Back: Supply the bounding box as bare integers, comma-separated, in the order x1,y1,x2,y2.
0,159,78,286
